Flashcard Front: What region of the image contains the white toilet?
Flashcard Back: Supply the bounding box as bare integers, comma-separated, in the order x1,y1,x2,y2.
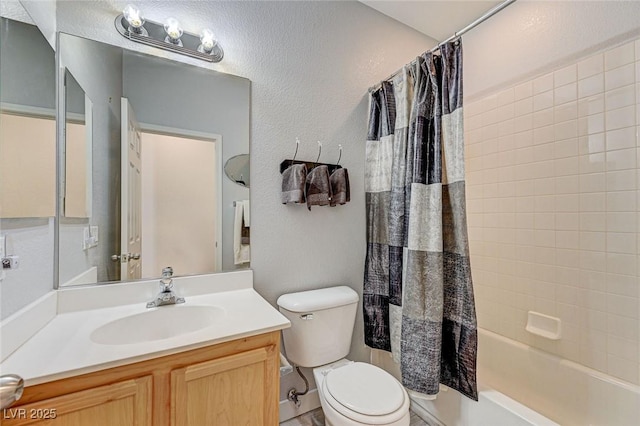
277,286,410,426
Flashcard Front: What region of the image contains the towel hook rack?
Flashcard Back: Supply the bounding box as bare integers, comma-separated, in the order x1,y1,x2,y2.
279,140,343,174
315,141,322,164
290,137,300,167
336,144,342,166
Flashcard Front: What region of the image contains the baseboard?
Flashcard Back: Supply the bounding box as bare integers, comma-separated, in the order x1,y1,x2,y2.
410,397,445,426
279,388,321,423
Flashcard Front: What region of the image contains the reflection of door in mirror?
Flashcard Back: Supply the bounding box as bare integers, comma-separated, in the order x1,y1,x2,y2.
120,98,142,280
140,130,220,278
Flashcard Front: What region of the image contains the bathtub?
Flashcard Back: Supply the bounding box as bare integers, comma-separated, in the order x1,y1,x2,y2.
410,383,558,426
372,328,640,425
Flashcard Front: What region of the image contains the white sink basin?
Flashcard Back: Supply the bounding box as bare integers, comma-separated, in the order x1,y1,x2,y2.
90,305,224,345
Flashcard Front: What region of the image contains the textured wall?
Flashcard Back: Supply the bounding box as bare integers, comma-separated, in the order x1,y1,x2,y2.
0,219,54,320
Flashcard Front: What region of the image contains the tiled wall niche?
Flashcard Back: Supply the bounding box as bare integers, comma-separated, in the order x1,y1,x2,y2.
465,39,640,384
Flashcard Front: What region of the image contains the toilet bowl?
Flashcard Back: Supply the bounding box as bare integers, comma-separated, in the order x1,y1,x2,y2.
313,360,410,426
276,286,410,426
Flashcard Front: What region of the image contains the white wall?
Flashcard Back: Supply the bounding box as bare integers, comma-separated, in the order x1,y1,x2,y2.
461,1,640,422
0,219,54,320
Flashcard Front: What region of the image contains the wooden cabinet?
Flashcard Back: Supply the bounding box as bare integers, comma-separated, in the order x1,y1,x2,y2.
3,331,280,426
1,377,151,426
172,347,277,425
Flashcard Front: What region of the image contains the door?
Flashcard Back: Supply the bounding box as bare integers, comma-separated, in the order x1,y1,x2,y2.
120,98,142,280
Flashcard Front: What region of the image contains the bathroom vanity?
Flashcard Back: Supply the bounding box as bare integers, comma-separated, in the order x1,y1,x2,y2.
3,332,279,425
0,271,289,426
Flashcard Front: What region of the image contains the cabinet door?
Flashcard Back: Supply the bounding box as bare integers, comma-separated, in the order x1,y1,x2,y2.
1,376,152,426
171,346,278,426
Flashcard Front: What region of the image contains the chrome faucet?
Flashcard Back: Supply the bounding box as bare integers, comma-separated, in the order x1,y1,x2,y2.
146,266,185,308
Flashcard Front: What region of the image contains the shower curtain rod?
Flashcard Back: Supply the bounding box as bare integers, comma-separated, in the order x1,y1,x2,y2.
368,0,516,93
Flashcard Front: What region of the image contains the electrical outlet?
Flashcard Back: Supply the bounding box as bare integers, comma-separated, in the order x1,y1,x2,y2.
2,255,19,270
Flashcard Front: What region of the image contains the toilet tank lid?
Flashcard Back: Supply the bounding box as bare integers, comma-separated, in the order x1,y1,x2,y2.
277,286,358,312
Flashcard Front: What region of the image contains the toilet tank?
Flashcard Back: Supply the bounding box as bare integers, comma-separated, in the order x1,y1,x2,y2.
277,286,358,368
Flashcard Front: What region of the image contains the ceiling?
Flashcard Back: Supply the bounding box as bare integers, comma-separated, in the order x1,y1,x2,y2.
360,0,502,42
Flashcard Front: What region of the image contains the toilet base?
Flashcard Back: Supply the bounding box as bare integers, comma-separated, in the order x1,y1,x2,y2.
312,359,410,426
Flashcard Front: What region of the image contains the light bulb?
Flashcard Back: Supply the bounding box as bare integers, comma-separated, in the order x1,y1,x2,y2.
198,29,217,53
164,17,183,45
123,4,144,30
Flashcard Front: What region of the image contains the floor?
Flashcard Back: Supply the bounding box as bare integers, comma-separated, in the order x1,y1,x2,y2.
280,407,433,426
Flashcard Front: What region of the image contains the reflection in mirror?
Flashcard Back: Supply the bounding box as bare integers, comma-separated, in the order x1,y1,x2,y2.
0,18,56,218
58,32,250,288
0,17,56,320
64,70,93,218
224,154,250,188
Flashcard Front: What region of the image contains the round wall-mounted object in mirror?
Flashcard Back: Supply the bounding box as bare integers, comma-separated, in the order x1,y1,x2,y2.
224,154,250,188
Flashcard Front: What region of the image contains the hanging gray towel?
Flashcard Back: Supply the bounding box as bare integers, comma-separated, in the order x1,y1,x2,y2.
329,167,350,206
281,163,307,204
305,165,332,210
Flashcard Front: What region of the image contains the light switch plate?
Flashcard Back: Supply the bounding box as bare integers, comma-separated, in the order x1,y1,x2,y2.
83,226,99,250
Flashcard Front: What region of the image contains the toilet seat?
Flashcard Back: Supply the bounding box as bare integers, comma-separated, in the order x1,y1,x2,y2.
322,362,409,424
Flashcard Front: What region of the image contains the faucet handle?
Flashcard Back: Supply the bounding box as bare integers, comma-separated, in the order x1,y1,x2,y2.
162,266,173,278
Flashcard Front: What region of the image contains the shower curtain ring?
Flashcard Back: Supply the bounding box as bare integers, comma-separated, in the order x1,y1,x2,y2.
336,144,342,166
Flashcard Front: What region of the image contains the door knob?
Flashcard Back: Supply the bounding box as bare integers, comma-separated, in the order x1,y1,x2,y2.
111,253,140,262
1,374,24,409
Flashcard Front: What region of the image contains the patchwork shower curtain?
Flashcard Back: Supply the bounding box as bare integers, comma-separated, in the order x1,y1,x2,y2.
364,40,478,401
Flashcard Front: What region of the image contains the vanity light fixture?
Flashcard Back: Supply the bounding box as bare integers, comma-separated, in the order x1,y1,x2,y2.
123,4,147,36
198,29,217,54
115,4,224,63
163,17,183,46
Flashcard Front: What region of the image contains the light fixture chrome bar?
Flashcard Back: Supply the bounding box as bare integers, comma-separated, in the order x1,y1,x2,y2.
368,0,517,92
114,15,223,63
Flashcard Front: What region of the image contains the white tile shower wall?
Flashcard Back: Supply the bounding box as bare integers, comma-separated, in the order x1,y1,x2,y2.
465,39,640,385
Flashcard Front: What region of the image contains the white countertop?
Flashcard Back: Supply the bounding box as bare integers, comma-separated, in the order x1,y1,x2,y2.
0,272,290,386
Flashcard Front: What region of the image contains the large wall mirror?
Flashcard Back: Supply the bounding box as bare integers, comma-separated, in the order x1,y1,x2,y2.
57,32,250,287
